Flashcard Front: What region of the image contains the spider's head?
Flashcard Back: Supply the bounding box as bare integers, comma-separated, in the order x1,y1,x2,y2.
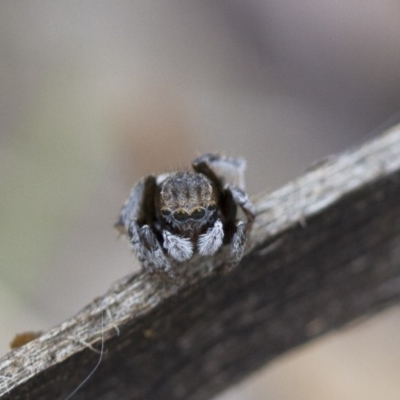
159,172,218,235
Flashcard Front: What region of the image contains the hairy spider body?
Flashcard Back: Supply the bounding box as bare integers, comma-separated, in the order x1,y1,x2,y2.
116,154,255,277
158,172,218,238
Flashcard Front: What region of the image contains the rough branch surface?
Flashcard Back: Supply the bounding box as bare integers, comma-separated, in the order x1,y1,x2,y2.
2,125,400,399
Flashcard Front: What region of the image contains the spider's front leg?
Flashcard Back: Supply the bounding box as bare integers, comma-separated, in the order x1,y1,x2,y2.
129,221,173,277
193,153,256,268
226,184,256,232
225,184,256,267
197,219,224,256
162,230,193,262
229,220,247,266
116,175,174,277
192,153,247,190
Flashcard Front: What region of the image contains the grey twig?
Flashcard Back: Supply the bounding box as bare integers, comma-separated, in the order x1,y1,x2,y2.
2,124,400,399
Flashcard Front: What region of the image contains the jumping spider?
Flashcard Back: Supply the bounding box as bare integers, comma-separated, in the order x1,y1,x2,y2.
115,153,255,277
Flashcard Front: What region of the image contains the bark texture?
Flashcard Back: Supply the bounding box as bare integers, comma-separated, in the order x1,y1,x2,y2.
2,125,400,399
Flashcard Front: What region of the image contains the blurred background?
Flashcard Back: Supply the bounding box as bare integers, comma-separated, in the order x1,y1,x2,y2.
1,1,400,399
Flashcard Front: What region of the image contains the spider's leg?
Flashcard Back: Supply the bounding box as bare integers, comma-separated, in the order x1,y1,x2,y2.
228,220,247,267
129,222,173,277
163,231,193,262
128,221,152,271
192,153,247,190
225,184,255,232
223,185,256,267
115,175,157,235
117,175,174,277
197,219,224,256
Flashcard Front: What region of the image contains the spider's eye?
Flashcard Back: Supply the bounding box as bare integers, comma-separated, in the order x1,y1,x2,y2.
161,209,171,217
173,210,189,221
207,204,217,212
191,207,206,219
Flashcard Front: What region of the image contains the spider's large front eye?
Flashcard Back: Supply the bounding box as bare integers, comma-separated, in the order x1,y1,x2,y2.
161,209,171,217
207,204,217,212
174,210,189,222
191,207,206,219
